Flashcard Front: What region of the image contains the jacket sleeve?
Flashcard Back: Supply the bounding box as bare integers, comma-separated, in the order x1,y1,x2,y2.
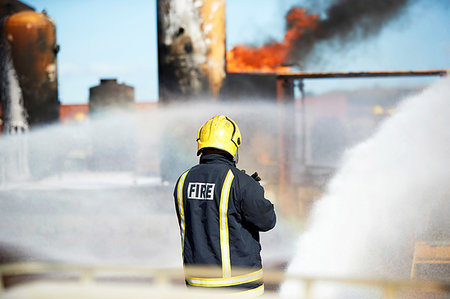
240,180,276,232
173,178,181,226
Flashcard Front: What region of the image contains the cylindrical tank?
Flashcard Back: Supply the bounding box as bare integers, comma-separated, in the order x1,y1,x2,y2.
1,10,60,126
88,78,135,114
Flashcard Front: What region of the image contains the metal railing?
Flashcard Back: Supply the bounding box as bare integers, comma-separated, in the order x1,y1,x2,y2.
1,262,449,298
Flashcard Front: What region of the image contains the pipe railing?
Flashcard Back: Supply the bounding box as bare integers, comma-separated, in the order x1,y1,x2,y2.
276,69,448,80
1,262,449,298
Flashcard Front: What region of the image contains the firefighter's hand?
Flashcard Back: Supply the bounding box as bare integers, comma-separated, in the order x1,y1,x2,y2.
251,172,261,182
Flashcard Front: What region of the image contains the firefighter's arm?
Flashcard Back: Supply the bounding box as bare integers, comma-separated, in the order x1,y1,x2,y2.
173,180,183,227
241,181,276,232
173,188,181,224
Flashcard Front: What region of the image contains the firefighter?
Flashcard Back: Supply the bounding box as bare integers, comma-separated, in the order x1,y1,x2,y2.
174,115,276,296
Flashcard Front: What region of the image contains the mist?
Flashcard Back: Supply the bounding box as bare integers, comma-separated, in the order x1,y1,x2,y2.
1,77,448,296
0,101,294,268
281,77,450,297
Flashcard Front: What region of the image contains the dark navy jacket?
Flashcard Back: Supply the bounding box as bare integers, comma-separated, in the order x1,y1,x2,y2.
174,153,276,292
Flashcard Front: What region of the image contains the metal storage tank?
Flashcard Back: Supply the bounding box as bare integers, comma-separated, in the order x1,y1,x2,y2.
89,78,135,114
0,10,60,127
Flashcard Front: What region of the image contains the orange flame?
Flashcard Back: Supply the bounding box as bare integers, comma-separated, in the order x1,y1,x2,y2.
226,8,319,73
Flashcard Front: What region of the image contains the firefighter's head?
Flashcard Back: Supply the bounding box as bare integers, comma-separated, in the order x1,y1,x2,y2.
197,115,241,162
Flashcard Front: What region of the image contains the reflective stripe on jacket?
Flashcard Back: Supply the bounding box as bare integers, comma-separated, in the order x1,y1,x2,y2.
174,153,276,293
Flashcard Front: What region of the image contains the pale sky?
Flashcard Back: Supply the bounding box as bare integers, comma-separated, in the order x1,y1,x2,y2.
26,0,450,104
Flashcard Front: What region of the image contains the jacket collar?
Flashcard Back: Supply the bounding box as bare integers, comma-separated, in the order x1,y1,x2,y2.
200,153,235,167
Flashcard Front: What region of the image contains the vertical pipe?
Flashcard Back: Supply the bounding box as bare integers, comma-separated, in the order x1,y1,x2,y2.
299,79,306,167
276,78,295,212
277,79,287,206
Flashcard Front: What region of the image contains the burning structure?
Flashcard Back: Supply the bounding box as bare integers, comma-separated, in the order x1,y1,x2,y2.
221,0,425,103
156,0,448,199
226,0,414,73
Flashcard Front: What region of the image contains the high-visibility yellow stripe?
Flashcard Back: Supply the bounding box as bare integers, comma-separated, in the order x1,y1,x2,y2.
235,284,264,296
186,269,262,287
219,169,234,278
176,170,189,255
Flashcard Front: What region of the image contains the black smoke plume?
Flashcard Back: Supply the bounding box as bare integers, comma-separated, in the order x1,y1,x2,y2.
290,0,414,67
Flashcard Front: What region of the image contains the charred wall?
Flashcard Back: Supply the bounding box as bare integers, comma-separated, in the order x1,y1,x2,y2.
157,0,226,102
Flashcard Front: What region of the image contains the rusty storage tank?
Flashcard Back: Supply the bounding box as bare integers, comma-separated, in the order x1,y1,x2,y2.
89,79,135,114
0,10,60,127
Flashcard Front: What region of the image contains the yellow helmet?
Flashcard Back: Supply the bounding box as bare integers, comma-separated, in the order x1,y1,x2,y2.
197,115,241,157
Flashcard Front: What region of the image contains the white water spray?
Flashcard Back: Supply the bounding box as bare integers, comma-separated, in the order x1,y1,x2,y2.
0,38,30,182
0,102,291,267
0,79,447,288
281,77,450,297
1,39,29,133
